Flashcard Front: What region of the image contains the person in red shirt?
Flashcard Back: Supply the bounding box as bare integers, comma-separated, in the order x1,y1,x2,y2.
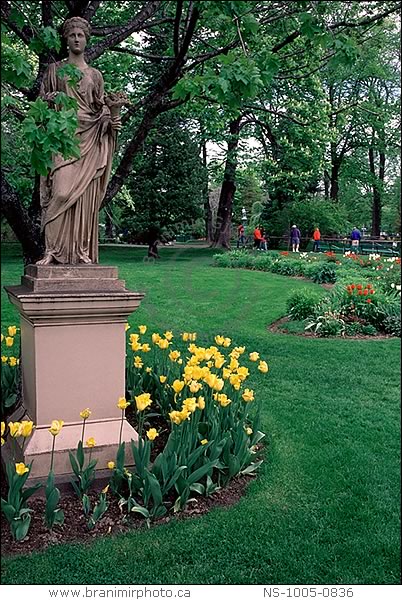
313,227,321,252
253,225,262,249
237,224,246,248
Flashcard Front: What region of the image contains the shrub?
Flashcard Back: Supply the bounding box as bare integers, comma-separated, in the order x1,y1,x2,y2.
309,263,337,284
344,322,364,336
305,311,346,337
361,324,378,336
286,288,322,320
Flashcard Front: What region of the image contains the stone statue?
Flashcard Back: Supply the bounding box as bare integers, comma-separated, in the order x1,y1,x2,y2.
37,17,128,265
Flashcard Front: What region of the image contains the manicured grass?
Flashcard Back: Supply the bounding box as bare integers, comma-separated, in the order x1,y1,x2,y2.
1,244,400,584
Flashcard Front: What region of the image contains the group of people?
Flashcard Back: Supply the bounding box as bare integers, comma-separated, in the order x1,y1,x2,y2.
236,223,366,253
237,225,270,250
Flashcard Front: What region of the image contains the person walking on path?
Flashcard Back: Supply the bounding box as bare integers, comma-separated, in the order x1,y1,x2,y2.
290,225,301,252
237,224,246,248
260,227,268,251
350,227,361,253
312,227,321,252
253,225,262,250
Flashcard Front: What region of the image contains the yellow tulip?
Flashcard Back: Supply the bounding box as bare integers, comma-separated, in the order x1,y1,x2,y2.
249,352,260,362
1,334,3,342
8,326,17,337
141,343,151,352
49,420,64,436
222,337,231,347
117,397,130,410
183,397,197,413
242,388,255,403
15,462,29,476
234,346,246,355
1,438,4,446
189,380,202,393
189,333,197,341
157,338,170,350
172,380,185,394
9,356,17,367
196,396,205,410
1,422,5,436
8,422,21,437
246,427,253,436
214,335,225,346
237,366,249,381
19,421,34,438
146,428,159,441
258,360,269,373
216,393,232,407
182,332,190,341
200,439,208,445
135,393,152,412
86,437,96,448
1,356,8,364
164,331,173,341
5,337,14,347
146,367,152,373
229,374,241,390
169,410,182,425
133,356,143,368
159,375,167,384
139,325,147,334
102,485,109,494
152,333,161,344
125,323,130,331
80,408,92,420
107,461,115,470
215,357,225,369
169,350,181,361
131,341,141,352
229,358,239,371
129,333,140,343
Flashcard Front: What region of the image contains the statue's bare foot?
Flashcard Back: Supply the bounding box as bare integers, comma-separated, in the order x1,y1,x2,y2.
36,253,54,265
80,253,92,264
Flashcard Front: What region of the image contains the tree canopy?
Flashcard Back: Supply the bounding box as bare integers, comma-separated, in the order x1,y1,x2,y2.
1,1,401,259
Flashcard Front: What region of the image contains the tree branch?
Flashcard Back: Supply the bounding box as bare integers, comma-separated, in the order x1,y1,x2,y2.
110,46,175,62
173,0,184,56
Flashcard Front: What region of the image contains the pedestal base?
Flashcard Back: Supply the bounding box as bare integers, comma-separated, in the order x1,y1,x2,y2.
4,264,144,477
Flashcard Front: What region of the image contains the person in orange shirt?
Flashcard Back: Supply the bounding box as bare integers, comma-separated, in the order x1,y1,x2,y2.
313,227,321,252
253,225,262,249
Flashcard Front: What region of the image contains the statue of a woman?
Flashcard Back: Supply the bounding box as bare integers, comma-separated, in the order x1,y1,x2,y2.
37,17,125,265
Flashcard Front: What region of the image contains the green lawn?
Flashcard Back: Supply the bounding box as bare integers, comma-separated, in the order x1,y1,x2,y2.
1,244,400,585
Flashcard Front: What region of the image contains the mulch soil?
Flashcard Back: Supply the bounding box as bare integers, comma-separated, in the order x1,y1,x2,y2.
0,459,253,558
269,315,393,340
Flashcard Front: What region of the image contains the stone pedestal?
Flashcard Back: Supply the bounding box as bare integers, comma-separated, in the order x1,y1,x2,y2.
4,264,144,478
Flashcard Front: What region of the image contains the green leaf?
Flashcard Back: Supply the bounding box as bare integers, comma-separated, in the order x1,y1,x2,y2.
187,459,218,486
130,505,150,519
241,460,263,475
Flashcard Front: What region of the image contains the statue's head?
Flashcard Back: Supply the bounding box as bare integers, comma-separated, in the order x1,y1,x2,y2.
62,17,91,42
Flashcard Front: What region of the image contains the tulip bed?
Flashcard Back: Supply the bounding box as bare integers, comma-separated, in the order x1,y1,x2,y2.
1,325,267,545
1,245,400,585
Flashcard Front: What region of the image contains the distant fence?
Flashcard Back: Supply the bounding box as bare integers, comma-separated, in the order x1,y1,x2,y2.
232,235,401,256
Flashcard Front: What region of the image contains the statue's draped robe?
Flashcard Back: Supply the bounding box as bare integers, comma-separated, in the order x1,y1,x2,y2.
40,62,116,264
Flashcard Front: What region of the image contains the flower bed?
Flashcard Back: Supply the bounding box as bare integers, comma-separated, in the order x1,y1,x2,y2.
1,327,267,548
214,251,401,338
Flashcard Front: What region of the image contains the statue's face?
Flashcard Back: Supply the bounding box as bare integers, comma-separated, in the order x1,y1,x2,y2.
67,27,87,55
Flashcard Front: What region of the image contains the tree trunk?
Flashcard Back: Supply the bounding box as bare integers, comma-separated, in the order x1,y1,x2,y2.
329,145,341,202
201,141,213,242
324,169,330,200
212,117,241,248
369,144,385,237
1,170,44,264
105,210,115,239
